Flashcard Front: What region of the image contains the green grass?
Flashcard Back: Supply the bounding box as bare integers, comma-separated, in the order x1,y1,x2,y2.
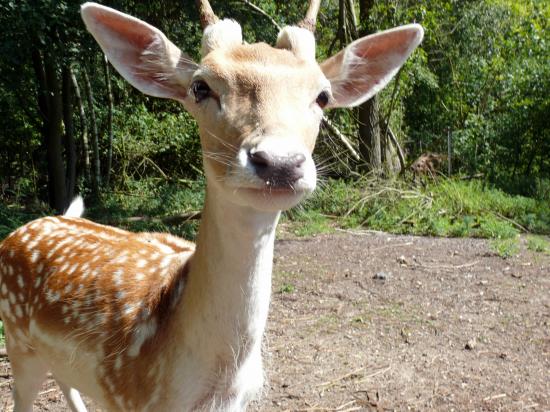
1,177,549,244
526,235,550,254
490,237,521,258
285,177,550,239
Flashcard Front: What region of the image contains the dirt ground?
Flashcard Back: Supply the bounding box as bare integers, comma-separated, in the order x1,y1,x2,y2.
1,230,549,411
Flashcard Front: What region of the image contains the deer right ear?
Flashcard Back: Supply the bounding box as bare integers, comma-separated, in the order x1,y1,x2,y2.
81,2,197,102
321,24,424,108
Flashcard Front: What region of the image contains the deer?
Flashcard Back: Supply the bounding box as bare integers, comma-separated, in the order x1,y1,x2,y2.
0,1,423,411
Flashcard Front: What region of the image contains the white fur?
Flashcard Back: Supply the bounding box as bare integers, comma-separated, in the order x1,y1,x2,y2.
64,196,84,218
276,26,316,61
201,19,243,56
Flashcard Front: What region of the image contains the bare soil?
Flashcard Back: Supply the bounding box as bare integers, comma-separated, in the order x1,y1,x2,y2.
1,231,549,411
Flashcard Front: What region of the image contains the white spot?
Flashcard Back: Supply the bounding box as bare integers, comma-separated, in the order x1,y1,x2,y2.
160,257,171,269
136,259,148,268
115,254,128,264
0,283,6,295
36,262,44,274
15,305,23,318
123,303,137,317
114,356,123,370
62,305,69,314
46,291,61,303
115,291,125,300
21,233,31,243
67,263,79,275
135,273,145,281
8,250,15,258
114,395,125,410
113,269,123,286
17,293,24,302
9,292,16,305
64,284,73,294
30,250,41,263
34,277,42,289
7,265,14,276
17,275,25,288
0,299,11,317
128,318,157,357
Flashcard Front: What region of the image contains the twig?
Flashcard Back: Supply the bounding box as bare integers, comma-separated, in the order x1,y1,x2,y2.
124,212,202,225
386,125,406,172
38,388,57,396
238,0,281,30
491,211,529,233
322,117,361,161
483,393,507,402
356,364,391,383
417,260,479,270
316,366,365,388
369,242,413,252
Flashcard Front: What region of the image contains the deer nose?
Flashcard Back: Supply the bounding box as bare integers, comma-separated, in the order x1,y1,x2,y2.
248,150,306,186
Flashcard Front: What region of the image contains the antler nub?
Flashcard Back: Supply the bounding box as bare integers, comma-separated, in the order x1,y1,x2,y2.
196,0,219,29
297,0,321,33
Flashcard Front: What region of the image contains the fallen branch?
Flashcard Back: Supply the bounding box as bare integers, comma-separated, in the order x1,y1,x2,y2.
322,117,360,161
386,125,406,172
103,211,202,226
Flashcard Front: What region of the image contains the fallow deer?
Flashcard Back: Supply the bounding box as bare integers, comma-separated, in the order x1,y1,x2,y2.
0,1,423,410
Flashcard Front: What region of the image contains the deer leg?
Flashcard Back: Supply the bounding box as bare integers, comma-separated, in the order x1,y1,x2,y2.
8,342,48,412
57,381,88,412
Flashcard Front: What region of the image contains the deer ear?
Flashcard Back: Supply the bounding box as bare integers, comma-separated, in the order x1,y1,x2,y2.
81,2,197,101
321,24,423,108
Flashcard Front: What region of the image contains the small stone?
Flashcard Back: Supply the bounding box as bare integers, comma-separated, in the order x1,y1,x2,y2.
397,255,408,265
373,271,390,280
465,339,477,350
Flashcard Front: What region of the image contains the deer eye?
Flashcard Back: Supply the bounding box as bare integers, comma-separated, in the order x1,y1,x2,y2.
191,80,211,103
316,91,330,109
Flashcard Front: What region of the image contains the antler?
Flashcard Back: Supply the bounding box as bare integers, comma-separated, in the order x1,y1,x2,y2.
196,0,219,29
297,0,321,33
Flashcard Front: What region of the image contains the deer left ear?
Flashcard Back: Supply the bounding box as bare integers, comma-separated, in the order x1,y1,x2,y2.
321,24,424,108
81,2,197,101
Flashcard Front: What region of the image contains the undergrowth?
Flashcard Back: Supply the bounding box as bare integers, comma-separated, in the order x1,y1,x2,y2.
286,177,550,239
1,177,549,242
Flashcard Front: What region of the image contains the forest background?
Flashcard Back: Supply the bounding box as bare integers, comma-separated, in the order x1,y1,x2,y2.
0,0,548,243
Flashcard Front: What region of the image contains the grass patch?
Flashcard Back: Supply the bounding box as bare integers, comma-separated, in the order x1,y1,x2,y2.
490,237,521,258
1,177,548,242
526,235,550,254
278,283,296,294
286,177,550,239
86,178,205,240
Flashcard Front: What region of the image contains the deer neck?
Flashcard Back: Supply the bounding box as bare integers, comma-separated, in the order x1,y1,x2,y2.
182,184,280,362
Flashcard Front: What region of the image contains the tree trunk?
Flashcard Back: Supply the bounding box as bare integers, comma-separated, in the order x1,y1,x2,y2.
357,0,382,174
83,66,101,195
71,70,91,183
62,65,76,202
103,55,114,187
32,48,67,213
358,96,382,172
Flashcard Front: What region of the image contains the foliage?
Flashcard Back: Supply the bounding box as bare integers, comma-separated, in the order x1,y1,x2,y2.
490,238,520,259
0,0,548,233
285,177,550,238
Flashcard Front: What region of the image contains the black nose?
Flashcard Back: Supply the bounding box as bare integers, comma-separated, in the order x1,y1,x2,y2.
248,150,306,187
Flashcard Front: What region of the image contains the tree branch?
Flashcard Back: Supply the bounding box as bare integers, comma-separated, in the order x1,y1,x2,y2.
238,0,281,31
322,117,360,161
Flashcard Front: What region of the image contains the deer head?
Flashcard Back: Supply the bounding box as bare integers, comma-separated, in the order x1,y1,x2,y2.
80,1,423,212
